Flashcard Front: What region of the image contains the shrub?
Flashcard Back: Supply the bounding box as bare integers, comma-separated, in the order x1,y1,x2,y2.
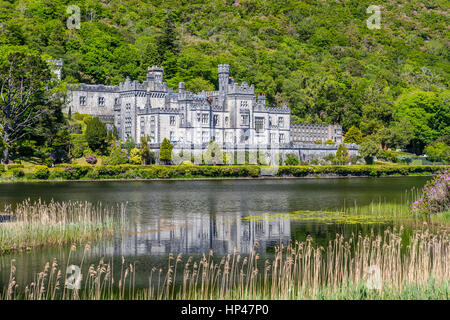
60,165,90,180
85,117,108,153
411,170,449,219
159,138,173,164
73,113,84,121
359,138,380,164
344,126,363,144
124,137,136,154
284,154,300,166
129,148,142,165
12,169,25,178
85,155,97,165
71,135,88,158
34,165,50,180
0,164,4,172
324,139,336,145
7,164,24,170
105,147,128,165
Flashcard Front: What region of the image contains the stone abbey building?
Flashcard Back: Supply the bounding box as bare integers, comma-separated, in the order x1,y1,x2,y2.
67,64,355,161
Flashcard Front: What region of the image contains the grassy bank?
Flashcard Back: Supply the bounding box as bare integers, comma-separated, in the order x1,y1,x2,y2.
0,200,125,254
2,229,448,300
0,164,448,182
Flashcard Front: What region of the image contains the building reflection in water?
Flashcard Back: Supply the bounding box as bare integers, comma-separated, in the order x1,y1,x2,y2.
94,212,291,257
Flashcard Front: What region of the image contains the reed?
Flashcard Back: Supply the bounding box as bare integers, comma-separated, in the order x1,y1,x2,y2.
0,199,126,253
2,228,448,300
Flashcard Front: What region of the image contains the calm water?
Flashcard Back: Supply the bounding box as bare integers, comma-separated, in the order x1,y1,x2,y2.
0,177,429,288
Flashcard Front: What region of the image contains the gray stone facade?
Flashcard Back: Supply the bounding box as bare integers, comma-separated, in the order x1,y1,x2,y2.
67,63,353,161
290,123,343,144
68,64,291,147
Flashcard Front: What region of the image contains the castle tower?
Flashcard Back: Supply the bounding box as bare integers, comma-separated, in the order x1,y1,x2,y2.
218,64,230,94
147,66,164,83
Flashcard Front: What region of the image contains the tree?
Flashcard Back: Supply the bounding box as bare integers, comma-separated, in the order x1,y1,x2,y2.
124,136,136,154
140,135,154,165
203,141,222,165
159,138,173,164
284,153,300,166
394,90,449,154
359,138,380,164
105,146,128,165
84,117,107,153
344,126,363,144
376,119,414,150
424,142,450,163
0,51,58,164
156,10,179,65
334,144,349,164
185,77,215,93
129,147,142,164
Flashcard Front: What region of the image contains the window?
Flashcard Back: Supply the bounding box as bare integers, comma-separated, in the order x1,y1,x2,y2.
268,116,272,126
170,116,175,126
270,133,276,142
240,100,249,108
170,131,175,141
114,97,120,105
255,117,264,133
79,96,86,106
98,97,105,106
202,114,208,125
150,116,155,125
225,117,229,126
213,115,219,126
279,133,285,143
278,117,284,128
202,131,208,142
240,114,249,126
180,114,185,125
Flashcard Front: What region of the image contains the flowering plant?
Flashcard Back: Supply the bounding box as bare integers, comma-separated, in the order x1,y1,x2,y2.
85,155,97,165
411,170,449,218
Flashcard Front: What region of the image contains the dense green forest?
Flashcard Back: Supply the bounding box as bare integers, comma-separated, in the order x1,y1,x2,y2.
0,0,449,163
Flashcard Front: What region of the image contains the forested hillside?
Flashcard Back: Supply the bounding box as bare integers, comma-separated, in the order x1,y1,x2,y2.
0,0,449,156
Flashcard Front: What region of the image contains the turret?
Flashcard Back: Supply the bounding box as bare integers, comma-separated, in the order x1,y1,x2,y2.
147,66,164,83
218,64,230,94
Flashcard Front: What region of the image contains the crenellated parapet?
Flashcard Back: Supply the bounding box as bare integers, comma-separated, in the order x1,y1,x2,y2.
228,81,254,95
74,83,119,92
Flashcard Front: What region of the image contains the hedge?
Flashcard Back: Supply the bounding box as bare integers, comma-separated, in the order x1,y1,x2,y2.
2,164,448,181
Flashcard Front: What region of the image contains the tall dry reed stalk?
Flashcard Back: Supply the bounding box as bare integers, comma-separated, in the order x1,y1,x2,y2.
2,228,448,300
0,199,126,252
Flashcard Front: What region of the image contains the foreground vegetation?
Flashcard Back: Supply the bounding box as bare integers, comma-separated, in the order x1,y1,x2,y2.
0,164,448,181
0,200,125,254
2,229,448,300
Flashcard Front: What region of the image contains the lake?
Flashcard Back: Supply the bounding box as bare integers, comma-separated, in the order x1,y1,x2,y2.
0,176,429,289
